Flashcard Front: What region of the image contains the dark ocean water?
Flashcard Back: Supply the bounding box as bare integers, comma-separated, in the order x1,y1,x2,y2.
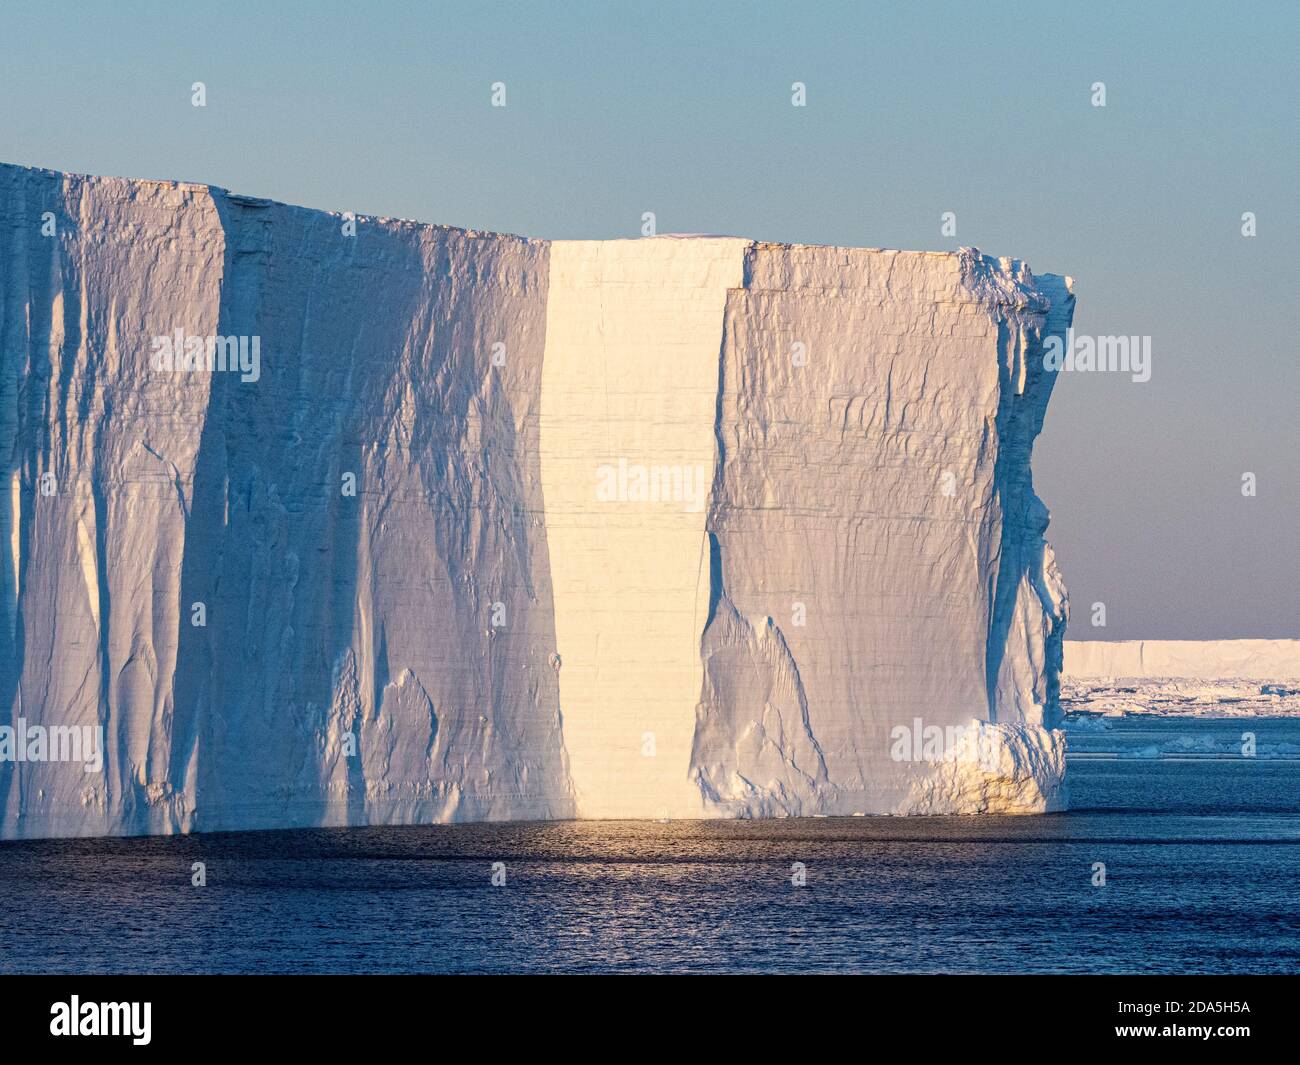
1,715,1298,974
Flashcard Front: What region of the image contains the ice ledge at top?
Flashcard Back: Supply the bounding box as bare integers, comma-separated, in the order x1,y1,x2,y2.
0,162,1074,836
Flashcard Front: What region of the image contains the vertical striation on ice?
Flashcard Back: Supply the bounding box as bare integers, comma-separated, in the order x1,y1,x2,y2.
692,245,1071,815
1,164,572,836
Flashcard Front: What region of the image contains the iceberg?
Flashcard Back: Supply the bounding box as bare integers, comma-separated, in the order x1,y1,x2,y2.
0,163,1074,836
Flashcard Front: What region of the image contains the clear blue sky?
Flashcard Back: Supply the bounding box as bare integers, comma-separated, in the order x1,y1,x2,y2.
2,0,1295,638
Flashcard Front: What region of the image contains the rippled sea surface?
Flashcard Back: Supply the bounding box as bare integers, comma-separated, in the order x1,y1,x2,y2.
2,715,1298,974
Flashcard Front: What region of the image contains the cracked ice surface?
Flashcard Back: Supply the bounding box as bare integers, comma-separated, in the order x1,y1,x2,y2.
0,163,1074,836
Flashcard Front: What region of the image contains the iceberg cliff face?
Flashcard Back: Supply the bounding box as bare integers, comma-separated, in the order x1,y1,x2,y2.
0,163,1073,836
692,245,1071,816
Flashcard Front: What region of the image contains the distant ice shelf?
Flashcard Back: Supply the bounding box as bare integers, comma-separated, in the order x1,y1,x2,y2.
1064,639,1300,680
1062,640,1300,719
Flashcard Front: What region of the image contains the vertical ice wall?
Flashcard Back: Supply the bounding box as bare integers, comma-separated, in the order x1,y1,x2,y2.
0,164,573,837
171,192,572,832
691,246,1071,815
0,163,1073,836
0,168,226,836
539,238,747,818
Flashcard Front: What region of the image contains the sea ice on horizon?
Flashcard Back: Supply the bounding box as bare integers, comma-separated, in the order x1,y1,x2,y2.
1062,640,1300,720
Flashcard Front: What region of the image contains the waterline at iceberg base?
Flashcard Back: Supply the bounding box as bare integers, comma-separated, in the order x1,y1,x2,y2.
0,163,1073,838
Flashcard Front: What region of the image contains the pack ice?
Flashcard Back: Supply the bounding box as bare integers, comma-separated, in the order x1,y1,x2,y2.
0,163,1074,837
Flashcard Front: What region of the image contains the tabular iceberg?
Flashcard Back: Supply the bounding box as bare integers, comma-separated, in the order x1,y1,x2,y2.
1064,639,1300,680
0,163,1074,837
